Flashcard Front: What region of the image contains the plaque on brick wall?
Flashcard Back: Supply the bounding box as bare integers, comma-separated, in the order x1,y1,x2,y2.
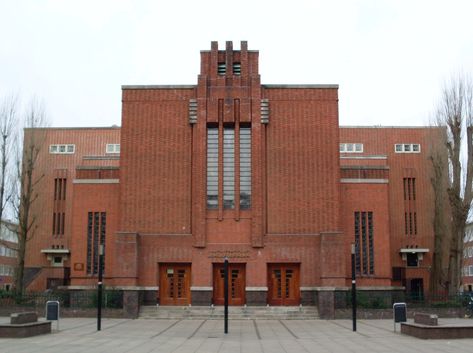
208,250,250,259
74,263,84,271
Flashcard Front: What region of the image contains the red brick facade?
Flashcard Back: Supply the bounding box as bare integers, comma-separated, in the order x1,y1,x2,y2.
24,42,442,308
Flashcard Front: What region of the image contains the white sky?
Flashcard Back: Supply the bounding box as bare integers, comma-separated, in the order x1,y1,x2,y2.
0,0,472,127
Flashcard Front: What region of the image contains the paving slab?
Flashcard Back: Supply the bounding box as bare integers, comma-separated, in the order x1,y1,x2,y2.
1,318,473,353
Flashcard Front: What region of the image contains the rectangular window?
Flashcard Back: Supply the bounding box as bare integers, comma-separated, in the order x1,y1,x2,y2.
206,127,219,209
207,124,252,210
223,127,235,209
394,144,421,153
340,143,364,153
49,144,75,154
240,127,251,209
354,211,374,275
106,144,120,154
86,212,107,275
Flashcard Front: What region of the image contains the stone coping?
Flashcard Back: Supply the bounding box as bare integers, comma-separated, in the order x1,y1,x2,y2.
401,321,473,339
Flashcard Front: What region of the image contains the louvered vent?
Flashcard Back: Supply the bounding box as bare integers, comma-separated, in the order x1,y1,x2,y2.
260,99,269,124
233,62,241,76
189,99,198,124
217,62,226,76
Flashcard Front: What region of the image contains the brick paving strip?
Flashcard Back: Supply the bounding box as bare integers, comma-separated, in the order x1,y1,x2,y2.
150,319,181,338
278,320,299,339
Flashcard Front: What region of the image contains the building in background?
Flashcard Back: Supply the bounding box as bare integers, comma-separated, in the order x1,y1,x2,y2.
463,223,473,292
23,127,120,291
23,42,442,316
0,220,18,291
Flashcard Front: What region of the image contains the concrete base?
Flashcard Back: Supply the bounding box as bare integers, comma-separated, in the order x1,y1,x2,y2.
401,322,473,339
123,291,140,319
191,290,212,305
246,290,267,306
0,321,51,338
142,290,157,305
301,290,317,305
317,291,335,319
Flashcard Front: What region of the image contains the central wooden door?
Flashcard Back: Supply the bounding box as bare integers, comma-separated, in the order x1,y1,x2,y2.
267,264,300,306
213,263,246,305
159,263,191,305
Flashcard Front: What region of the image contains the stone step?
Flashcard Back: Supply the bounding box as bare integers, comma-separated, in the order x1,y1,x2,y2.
139,306,320,320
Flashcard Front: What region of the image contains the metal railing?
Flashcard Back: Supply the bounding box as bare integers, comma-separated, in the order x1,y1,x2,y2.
0,289,123,309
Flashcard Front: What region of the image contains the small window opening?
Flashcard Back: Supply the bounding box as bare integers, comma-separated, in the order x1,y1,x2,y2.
406,253,418,267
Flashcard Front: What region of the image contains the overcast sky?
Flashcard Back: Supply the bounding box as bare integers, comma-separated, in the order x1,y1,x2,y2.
1,0,472,127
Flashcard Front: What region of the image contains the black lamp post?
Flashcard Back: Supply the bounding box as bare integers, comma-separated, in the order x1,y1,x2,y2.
224,256,229,334
351,243,357,332
97,244,104,331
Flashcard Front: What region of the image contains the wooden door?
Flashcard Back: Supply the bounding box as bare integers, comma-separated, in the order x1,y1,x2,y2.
268,264,300,306
213,263,246,305
159,263,191,305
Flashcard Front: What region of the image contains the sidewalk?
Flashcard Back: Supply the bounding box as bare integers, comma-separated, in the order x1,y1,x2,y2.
1,318,473,353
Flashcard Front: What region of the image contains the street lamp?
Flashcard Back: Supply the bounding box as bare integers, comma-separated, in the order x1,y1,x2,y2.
351,243,357,332
97,244,104,331
224,256,229,334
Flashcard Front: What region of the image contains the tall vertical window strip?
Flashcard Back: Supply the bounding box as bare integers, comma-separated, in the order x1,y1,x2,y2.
405,212,418,236
354,212,361,273
100,212,106,274
403,177,417,235
368,212,374,274
239,127,251,209
361,212,368,275
354,211,374,275
54,178,67,200
86,212,107,275
52,212,65,235
93,212,99,274
52,177,67,236
223,127,235,209
403,177,416,201
207,124,252,210
86,213,93,274
207,128,219,209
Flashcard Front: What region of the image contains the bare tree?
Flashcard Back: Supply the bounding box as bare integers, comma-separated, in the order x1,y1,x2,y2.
429,136,450,294
12,99,48,295
0,95,19,250
431,73,473,295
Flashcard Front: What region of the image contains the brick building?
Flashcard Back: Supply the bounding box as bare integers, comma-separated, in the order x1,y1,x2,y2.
0,220,18,291
24,42,441,315
462,223,473,292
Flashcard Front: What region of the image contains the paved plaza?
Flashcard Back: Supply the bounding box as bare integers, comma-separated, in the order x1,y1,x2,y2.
1,318,473,353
